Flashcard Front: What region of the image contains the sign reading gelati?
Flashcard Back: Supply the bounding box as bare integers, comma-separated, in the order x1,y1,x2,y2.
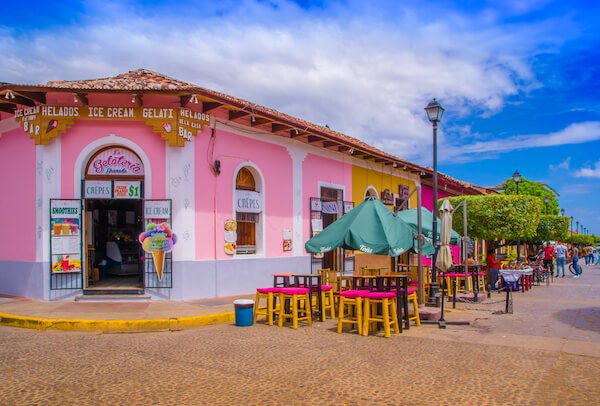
87,148,144,176
235,190,262,213
84,180,112,198
14,106,210,147
113,180,142,199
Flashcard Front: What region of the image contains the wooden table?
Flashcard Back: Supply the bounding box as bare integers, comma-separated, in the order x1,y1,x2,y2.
291,273,323,322
376,275,410,331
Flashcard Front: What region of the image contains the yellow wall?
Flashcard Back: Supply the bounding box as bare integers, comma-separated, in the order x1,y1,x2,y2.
351,164,417,209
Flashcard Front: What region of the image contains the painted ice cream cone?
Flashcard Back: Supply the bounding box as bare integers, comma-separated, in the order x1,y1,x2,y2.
152,250,165,281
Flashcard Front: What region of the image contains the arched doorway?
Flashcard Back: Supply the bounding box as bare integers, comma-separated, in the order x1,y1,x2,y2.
83,146,145,290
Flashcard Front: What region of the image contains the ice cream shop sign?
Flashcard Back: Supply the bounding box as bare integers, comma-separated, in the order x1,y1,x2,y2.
86,147,144,176
13,106,210,147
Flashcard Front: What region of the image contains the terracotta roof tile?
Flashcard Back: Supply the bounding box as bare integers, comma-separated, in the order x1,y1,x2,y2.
45,69,197,91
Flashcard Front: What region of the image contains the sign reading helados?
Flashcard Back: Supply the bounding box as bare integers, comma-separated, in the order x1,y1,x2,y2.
138,222,177,281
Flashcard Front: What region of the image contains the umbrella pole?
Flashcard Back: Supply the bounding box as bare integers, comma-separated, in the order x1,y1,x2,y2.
416,186,424,305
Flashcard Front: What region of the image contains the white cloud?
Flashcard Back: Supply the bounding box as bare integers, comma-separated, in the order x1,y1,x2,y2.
438,122,600,163
549,157,571,171
574,161,600,179
0,0,581,161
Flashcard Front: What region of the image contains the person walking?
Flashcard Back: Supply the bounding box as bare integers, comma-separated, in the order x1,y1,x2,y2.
542,242,555,277
486,247,500,291
555,241,567,277
571,243,581,278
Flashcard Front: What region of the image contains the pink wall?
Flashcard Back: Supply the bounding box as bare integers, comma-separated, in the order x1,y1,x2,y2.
195,127,294,260
0,129,36,261
60,120,166,199
302,153,352,253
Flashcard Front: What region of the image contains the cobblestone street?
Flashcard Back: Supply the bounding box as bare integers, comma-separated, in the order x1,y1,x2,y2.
1,264,598,405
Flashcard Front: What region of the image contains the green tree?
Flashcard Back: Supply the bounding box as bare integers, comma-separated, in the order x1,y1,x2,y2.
503,176,559,215
528,215,570,242
444,195,541,241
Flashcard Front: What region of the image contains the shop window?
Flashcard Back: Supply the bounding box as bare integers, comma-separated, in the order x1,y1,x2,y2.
235,167,261,255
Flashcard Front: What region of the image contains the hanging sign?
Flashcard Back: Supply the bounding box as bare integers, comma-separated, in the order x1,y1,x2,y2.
399,185,410,199
381,189,394,205
321,201,339,214
144,200,171,222
235,190,262,213
87,147,144,176
84,180,112,198
14,106,210,147
113,180,142,199
343,201,354,214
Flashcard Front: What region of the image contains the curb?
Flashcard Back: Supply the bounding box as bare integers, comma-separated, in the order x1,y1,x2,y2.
0,311,235,332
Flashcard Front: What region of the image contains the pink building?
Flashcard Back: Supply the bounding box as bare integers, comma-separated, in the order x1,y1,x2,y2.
0,70,416,300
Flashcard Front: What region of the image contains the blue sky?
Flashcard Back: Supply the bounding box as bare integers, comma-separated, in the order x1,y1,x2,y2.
1,0,599,234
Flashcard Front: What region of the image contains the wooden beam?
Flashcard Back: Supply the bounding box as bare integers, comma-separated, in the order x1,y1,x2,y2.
9,95,35,107
0,103,16,114
322,141,337,148
14,91,46,104
374,158,386,163
307,135,323,144
271,123,291,133
229,110,250,120
251,117,272,127
338,145,351,152
74,93,88,106
180,95,192,107
202,102,223,113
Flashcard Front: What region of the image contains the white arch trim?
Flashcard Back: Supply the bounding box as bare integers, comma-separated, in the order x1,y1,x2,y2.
232,161,266,257
364,184,379,199
73,134,152,198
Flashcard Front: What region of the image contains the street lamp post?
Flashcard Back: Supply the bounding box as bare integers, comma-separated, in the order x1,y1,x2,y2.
544,196,549,215
576,220,579,234
570,216,573,236
561,208,565,216
513,171,521,262
425,99,444,308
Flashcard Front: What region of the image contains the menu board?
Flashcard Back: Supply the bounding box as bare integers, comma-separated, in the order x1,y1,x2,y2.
50,200,82,273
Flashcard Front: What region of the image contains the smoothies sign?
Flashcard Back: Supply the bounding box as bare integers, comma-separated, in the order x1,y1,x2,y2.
50,200,82,274
14,106,210,147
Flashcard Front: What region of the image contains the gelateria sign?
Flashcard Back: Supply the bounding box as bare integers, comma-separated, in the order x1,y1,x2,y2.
86,147,144,176
14,106,210,147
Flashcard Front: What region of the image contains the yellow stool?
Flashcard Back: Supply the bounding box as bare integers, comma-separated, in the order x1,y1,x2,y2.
319,285,336,320
337,290,366,335
277,288,312,329
253,288,281,326
406,288,421,326
476,272,487,293
362,291,399,338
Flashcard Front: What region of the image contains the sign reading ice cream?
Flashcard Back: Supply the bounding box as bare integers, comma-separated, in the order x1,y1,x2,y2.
14,106,210,147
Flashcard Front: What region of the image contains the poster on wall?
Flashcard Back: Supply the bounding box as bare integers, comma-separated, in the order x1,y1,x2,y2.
343,201,354,214
224,218,238,255
50,200,82,274
310,197,322,212
321,201,339,214
113,180,142,199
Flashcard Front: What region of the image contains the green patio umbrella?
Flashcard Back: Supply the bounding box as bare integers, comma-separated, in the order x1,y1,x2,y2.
305,198,415,257
396,207,461,246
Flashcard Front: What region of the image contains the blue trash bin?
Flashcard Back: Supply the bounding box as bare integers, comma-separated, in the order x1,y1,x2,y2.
233,299,254,327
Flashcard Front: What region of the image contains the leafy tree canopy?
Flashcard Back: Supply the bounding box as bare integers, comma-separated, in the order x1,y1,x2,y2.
443,195,541,241
503,176,559,215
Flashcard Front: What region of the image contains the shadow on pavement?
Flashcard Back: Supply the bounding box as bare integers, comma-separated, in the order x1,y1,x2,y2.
554,307,600,333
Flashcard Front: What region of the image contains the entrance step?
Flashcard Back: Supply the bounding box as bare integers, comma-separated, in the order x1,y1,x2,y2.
83,288,145,296
75,293,151,302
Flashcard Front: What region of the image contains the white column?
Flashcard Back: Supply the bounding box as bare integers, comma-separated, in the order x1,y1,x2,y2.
287,147,307,256
165,139,195,261
36,139,62,263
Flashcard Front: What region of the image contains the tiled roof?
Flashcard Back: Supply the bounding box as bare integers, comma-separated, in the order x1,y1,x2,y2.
45,69,197,91
1,69,488,195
